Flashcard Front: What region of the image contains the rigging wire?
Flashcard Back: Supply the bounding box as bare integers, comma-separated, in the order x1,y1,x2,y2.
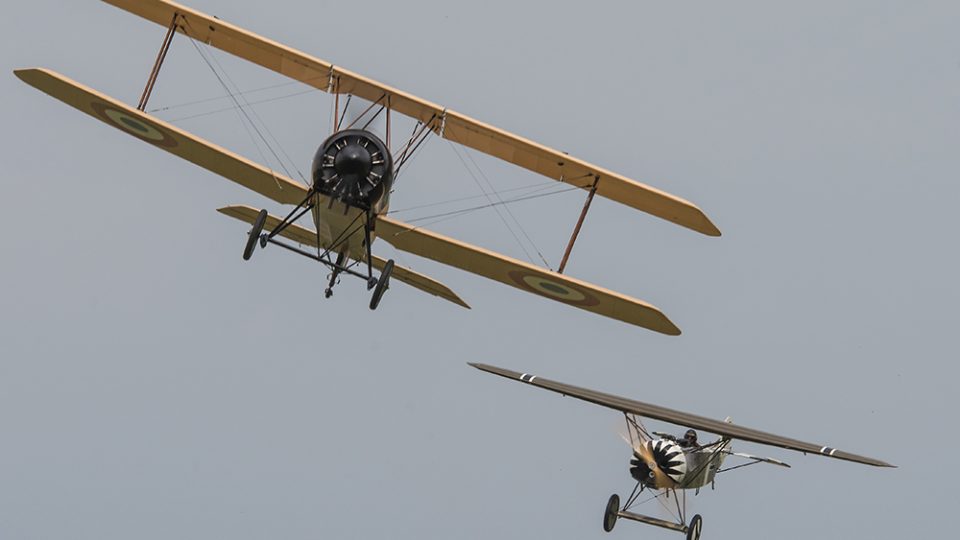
147,76,324,114
386,179,560,215
460,144,555,270
197,41,307,184
165,88,317,123
187,38,286,190
403,185,579,230
446,140,536,265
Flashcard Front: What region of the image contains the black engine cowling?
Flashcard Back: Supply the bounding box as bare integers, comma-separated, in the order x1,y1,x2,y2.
311,129,394,210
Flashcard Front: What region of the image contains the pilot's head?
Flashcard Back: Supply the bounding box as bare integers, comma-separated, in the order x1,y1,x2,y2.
684,429,698,444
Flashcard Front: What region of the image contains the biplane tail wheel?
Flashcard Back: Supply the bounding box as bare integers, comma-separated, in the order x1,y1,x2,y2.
686,514,702,540
243,209,269,261
369,259,394,310
602,493,620,533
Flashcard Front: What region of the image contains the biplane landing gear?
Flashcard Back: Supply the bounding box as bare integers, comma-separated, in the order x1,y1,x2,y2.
686,514,702,540
602,494,620,532
325,252,348,298
242,209,269,260
369,259,394,310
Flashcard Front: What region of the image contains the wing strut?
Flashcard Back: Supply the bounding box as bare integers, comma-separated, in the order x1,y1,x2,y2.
138,12,179,111
558,176,600,274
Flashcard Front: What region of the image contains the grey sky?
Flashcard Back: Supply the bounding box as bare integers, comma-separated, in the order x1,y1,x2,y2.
2,1,958,539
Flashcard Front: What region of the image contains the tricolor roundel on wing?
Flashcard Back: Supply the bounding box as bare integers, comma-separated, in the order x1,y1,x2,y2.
91,102,178,148
507,270,600,307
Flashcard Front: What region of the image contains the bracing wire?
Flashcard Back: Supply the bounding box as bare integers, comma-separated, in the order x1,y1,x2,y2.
447,140,537,265
459,144,554,269
187,38,285,191
196,41,307,184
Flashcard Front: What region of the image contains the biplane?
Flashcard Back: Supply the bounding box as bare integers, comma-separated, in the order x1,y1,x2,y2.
470,363,894,539
15,0,721,334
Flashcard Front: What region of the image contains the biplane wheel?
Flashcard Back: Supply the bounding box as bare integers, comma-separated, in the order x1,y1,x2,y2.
243,209,269,261
369,259,394,310
602,493,620,533
686,514,702,540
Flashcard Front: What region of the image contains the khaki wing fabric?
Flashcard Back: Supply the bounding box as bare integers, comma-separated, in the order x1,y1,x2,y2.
470,363,895,468
102,0,720,236
376,216,681,335
218,205,469,309
14,68,308,205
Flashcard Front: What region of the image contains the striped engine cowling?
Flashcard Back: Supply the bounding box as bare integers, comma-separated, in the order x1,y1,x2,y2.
631,439,688,487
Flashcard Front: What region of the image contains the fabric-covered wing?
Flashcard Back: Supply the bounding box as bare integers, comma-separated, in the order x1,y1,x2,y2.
14,68,309,205
469,363,895,468
217,205,469,309
376,216,680,335
101,0,720,236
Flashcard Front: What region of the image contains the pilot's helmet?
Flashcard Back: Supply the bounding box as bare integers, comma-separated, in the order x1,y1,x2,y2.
684,429,698,443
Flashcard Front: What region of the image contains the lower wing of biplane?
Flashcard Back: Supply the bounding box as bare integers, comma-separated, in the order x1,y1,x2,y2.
14,68,681,334
470,363,893,538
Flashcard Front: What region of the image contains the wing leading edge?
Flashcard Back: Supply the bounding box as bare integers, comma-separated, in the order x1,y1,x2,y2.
469,363,895,468
101,0,721,236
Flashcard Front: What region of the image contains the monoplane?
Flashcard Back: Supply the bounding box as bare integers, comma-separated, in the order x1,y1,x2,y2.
470,363,893,539
15,0,721,333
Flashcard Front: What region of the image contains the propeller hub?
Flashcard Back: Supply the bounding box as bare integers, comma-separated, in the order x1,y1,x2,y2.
334,143,372,178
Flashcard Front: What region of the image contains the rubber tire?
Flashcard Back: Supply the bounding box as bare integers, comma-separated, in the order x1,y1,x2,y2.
686,514,702,540
602,494,620,533
243,209,269,261
369,259,394,310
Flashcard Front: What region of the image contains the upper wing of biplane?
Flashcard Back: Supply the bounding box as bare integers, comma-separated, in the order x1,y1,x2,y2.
217,204,470,309
101,0,721,237
470,363,895,468
16,67,677,332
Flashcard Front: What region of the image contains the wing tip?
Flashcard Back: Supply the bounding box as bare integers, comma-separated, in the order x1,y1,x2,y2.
13,67,45,86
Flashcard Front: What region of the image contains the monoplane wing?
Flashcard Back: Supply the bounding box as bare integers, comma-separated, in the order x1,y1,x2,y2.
469,363,894,468
14,68,309,205
217,205,469,309
376,216,681,335
101,0,721,236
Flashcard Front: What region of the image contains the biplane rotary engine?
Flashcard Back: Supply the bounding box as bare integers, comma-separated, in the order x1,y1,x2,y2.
631,439,688,489
311,129,394,211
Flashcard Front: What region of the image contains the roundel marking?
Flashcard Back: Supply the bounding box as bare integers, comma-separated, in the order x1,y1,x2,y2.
91,102,178,148
507,270,600,307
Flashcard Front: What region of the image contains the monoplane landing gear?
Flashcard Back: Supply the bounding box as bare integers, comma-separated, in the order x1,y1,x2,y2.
686,514,702,540
369,259,394,310
242,209,269,260
602,493,620,533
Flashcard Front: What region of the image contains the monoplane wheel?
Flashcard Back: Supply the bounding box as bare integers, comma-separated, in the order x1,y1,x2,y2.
243,209,269,261
602,493,620,533
686,514,702,540
369,259,394,310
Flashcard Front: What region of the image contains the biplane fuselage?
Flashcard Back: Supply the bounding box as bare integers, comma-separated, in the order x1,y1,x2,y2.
307,128,395,263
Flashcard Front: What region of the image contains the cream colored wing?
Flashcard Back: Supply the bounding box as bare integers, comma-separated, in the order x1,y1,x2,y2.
14,68,309,205
375,216,681,335
217,205,470,309
101,0,720,236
